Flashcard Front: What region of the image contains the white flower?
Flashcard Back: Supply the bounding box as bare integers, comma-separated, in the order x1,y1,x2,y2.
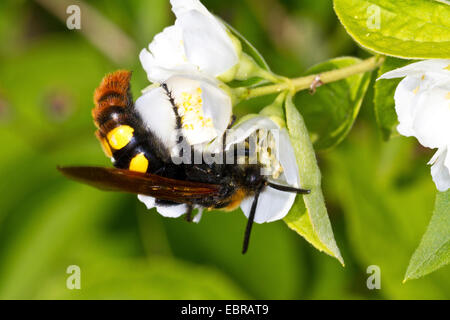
137,194,204,223
226,116,300,223
428,147,450,192
137,194,201,219
139,0,240,83
379,59,450,191
135,74,232,150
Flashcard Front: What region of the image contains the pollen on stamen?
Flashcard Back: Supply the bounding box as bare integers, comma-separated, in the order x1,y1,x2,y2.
176,87,214,132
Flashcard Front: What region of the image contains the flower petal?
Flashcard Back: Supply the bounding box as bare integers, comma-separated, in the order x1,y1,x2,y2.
135,86,177,150
393,76,422,137
171,0,210,16
137,194,156,210
240,184,296,223
378,59,450,80
140,26,197,83
140,0,239,81
193,208,203,223
199,80,232,140
225,116,278,148
234,117,300,223
412,85,450,148
445,147,450,173
276,130,300,187
156,203,188,218
138,195,188,218
430,148,450,192
175,10,238,76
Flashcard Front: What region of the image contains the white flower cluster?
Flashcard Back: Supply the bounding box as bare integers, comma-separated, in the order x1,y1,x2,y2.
136,0,300,223
380,60,450,192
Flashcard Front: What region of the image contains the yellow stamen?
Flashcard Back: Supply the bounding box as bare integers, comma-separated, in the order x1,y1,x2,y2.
176,86,213,133
413,86,420,94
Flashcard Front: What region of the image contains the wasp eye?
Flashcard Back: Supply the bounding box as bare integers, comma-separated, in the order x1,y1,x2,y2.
244,167,262,186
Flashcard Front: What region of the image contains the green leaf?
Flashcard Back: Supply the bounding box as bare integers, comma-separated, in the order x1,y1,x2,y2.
284,202,337,257
404,190,450,282
333,0,450,59
374,57,412,140
296,57,371,150
284,95,344,265
259,92,286,125
220,18,271,71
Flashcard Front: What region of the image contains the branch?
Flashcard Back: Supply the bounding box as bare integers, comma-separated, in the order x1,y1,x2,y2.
236,56,385,100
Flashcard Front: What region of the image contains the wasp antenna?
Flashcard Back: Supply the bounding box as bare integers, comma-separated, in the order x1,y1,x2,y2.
242,187,262,254
267,182,310,194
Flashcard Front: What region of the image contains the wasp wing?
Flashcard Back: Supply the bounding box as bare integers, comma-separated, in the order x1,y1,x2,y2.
57,166,222,204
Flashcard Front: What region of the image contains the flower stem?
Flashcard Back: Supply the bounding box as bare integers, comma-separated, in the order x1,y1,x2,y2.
236,55,385,100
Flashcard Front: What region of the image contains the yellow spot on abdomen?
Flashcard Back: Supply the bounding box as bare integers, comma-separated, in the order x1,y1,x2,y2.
129,153,149,173
107,125,134,150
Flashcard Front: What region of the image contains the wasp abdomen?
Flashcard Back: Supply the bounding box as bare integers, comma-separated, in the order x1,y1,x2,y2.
92,70,158,174
93,70,132,127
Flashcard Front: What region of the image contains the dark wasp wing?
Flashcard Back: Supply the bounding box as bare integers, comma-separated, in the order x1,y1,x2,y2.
58,166,222,204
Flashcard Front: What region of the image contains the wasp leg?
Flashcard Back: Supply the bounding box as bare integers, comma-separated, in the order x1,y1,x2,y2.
185,204,193,223
222,115,236,163
229,115,237,128
161,83,187,158
161,83,182,131
242,186,262,254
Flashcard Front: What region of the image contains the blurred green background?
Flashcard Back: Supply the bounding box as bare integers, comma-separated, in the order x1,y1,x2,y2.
0,0,449,300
